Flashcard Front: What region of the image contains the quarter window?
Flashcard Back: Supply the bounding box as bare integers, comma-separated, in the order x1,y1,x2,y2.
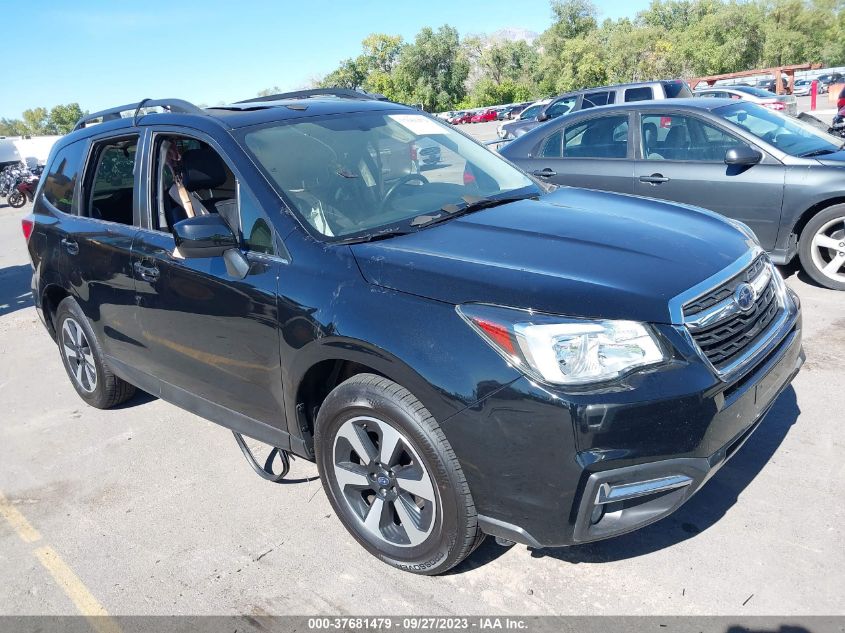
641,114,749,161
563,116,629,158
41,141,86,214
539,130,563,158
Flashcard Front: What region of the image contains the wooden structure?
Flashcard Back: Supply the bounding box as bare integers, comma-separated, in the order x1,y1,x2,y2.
690,63,822,95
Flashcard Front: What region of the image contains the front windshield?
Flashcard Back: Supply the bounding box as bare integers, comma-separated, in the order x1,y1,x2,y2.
241,110,536,240
716,102,842,157
520,104,544,120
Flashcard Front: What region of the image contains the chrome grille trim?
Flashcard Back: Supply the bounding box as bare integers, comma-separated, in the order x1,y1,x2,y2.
669,247,794,381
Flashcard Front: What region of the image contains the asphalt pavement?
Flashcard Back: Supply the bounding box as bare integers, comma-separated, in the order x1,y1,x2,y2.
0,163,843,617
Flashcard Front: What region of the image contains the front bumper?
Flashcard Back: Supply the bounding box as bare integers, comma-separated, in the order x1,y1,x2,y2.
453,293,803,549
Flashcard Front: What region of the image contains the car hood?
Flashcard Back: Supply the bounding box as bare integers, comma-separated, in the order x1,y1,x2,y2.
501,118,539,137
815,149,845,165
351,188,754,324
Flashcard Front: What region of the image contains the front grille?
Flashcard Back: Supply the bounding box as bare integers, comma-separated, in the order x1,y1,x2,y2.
683,255,766,316
683,256,782,372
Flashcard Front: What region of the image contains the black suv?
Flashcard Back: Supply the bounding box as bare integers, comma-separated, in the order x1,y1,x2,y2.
24,90,803,575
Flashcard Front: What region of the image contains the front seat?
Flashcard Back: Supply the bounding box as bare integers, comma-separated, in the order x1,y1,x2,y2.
663,124,690,160
180,147,238,229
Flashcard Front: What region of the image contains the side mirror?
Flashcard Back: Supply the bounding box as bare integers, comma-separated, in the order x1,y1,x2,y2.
173,214,238,258
725,145,763,166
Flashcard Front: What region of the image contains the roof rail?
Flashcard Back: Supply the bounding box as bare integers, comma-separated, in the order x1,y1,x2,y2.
73,98,205,131
235,88,389,104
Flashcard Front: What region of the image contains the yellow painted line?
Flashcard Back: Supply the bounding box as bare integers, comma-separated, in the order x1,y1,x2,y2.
35,545,122,633
0,491,42,543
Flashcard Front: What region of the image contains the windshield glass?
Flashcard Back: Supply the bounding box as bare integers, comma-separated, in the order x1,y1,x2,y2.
716,102,842,156
241,110,537,240
520,104,544,120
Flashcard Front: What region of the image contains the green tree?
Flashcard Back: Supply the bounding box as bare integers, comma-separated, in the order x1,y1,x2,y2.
48,103,85,135
22,107,49,135
391,26,469,111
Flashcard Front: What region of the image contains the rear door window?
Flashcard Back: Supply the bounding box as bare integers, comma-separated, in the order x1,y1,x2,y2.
663,81,692,98
625,87,654,102
563,115,629,158
41,141,87,214
581,92,614,108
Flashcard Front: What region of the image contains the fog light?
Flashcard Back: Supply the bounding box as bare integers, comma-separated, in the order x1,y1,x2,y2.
590,504,605,525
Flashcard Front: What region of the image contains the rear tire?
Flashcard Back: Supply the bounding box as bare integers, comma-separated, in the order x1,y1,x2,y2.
315,373,483,575
55,297,136,409
798,204,845,291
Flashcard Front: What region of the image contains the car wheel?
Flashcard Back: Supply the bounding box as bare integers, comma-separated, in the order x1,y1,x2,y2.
315,373,483,575
55,297,136,408
799,204,845,290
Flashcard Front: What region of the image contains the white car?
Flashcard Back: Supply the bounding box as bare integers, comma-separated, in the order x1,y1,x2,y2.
694,86,798,116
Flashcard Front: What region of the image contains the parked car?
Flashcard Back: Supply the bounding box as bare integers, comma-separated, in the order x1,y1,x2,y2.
499,79,691,139
695,86,798,116
504,103,530,119
497,98,552,138
470,109,498,123
756,77,790,93
411,137,442,169
816,73,843,91
449,111,472,125
24,89,803,575
792,79,813,96
501,98,845,290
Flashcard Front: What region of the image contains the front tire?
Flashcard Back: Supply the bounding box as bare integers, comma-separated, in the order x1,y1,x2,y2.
798,204,845,290
7,191,25,208
315,374,483,575
55,297,136,408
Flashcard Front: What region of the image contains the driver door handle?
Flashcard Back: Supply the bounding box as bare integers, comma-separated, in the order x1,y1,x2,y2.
532,167,557,178
134,261,160,282
639,173,670,184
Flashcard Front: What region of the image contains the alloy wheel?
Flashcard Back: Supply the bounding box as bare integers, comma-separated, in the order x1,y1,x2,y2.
810,216,845,284
62,317,97,393
332,415,437,548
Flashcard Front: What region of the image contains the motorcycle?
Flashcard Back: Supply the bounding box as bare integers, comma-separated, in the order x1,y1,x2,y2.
7,174,39,208
829,106,845,139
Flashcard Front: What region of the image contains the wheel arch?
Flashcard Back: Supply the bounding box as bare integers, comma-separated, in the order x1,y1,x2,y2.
791,197,845,243
287,339,460,459
41,284,70,341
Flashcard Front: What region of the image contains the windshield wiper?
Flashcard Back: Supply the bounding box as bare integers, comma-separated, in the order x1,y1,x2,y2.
334,228,410,244
800,147,838,157
410,194,537,228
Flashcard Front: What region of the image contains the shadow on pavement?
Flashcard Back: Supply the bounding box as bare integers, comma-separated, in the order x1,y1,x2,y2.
0,264,33,317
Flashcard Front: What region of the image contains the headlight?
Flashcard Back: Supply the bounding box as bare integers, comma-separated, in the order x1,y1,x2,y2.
457,304,667,386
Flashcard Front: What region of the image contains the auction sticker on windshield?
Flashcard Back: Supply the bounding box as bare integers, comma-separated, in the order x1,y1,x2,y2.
388,114,445,135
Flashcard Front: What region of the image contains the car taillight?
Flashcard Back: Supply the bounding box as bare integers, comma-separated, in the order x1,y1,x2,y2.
21,217,34,241
463,166,476,185
838,97,845,109
764,101,786,111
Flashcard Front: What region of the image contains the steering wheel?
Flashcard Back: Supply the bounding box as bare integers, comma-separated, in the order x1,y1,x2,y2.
382,174,430,211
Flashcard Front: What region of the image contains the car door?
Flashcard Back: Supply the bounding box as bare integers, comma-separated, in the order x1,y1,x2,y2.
518,112,635,194
632,111,785,250
59,132,147,370
130,132,286,434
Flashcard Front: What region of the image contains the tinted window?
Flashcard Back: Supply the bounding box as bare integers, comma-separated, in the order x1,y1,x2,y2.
663,81,692,98
581,92,614,108
85,137,138,225
546,97,577,118
625,87,654,102
539,130,563,158
42,141,86,214
563,115,629,158
641,114,747,161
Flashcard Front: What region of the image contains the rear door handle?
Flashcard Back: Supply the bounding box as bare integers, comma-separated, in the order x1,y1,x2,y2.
61,238,79,255
639,173,670,184
133,261,160,282
532,167,557,178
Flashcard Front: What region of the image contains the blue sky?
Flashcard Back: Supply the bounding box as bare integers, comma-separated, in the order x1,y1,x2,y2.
2,0,651,119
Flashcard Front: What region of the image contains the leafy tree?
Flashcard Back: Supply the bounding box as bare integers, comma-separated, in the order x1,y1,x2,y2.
22,108,49,135
48,103,85,135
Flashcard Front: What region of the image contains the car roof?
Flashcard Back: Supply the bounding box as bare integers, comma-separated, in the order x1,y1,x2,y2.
57,95,417,146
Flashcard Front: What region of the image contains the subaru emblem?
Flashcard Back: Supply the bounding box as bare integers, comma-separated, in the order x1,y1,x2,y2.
733,282,756,311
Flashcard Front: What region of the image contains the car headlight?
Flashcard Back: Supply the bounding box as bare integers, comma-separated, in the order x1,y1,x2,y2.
457,304,667,386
